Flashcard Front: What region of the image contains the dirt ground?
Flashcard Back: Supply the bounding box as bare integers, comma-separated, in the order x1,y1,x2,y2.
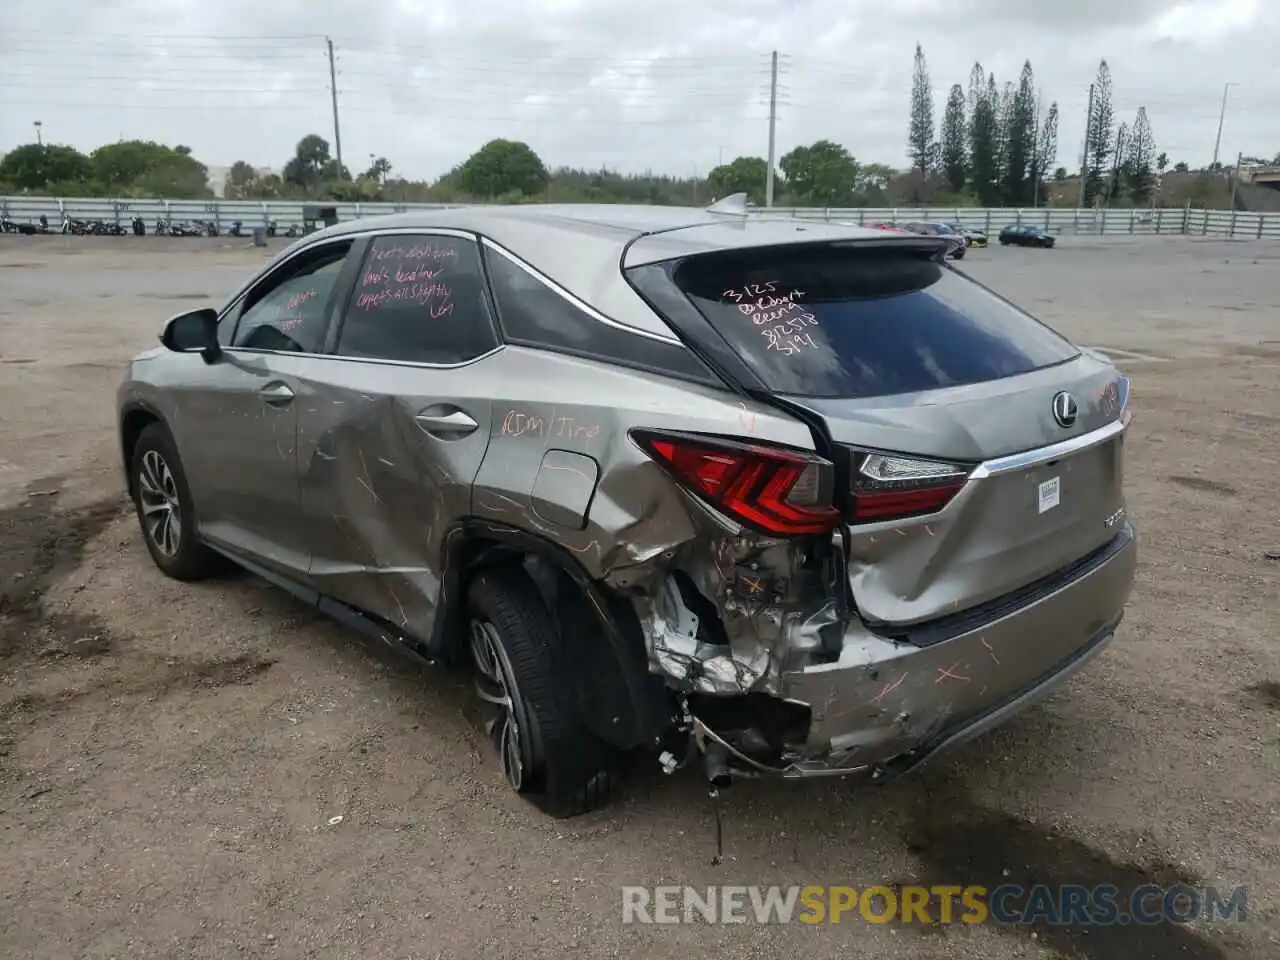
1,233,1278,960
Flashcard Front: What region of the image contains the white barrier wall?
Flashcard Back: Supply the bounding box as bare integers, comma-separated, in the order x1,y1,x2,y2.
2,196,1277,240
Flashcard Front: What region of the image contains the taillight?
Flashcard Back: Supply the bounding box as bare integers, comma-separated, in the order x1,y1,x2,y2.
630,429,840,536
850,452,972,523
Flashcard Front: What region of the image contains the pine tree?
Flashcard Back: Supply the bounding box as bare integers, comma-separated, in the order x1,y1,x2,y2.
1035,101,1059,201
1123,107,1156,204
967,64,999,206
907,43,937,176
991,78,1014,200
1107,122,1129,203
939,84,968,193
1084,59,1114,206
1000,61,1037,205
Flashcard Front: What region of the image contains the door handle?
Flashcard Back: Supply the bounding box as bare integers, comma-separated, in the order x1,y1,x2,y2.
414,409,479,437
259,381,295,406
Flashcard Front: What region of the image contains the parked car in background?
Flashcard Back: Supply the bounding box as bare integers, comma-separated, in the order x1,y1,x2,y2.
117,201,1135,817
999,224,1056,248
898,221,966,259
946,223,988,248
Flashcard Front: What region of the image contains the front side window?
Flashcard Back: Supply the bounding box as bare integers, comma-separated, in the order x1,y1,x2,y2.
231,242,352,353
334,234,498,364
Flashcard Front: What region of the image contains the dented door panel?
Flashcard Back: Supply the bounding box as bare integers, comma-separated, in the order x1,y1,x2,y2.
298,356,494,638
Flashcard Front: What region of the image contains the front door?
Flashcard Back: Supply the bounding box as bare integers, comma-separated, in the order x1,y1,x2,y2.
176,239,359,580
299,230,502,640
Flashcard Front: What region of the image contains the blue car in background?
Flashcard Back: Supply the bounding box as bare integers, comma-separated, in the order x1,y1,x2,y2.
998,224,1056,248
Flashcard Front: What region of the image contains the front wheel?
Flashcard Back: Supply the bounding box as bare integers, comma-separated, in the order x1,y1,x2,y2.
131,423,227,581
467,565,618,818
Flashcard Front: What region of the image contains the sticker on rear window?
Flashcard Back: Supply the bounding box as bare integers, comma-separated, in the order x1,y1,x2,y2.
1038,476,1060,514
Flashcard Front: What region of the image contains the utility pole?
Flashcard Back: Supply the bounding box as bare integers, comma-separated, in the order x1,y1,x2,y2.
1077,83,1094,208
33,120,42,146
326,37,344,176
765,50,778,208
1211,82,1235,170
1229,150,1243,210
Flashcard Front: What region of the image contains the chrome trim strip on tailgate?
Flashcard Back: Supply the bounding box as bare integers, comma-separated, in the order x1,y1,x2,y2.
970,416,1128,479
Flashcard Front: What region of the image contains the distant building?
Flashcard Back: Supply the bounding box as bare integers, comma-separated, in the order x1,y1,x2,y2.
206,164,278,197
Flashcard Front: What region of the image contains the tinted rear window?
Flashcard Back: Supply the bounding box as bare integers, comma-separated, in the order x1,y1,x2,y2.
666,243,1078,398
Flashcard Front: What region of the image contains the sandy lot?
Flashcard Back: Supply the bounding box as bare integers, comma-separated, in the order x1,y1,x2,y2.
1,233,1278,960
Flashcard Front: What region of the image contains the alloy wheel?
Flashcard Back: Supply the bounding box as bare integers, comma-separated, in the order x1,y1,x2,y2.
138,449,182,556
469,618,527,789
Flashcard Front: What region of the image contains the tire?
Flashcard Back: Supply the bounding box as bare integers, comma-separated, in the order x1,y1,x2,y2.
130,423,227,581
467,564,617,818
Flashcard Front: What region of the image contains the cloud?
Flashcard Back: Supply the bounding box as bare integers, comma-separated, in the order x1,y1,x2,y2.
1,0,1276,181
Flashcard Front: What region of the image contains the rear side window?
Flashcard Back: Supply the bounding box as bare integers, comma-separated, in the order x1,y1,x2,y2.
663,244,1078,398
483,242,723,385
335,234,498,364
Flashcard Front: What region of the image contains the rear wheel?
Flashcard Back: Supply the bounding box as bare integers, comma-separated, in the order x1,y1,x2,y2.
130,423,227,580
467,564,617,818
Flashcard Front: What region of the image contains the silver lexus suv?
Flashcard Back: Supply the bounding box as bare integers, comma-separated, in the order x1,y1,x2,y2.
117,199,1137,817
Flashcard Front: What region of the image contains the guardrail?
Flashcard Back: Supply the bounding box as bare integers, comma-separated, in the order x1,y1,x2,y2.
2,196,1277,240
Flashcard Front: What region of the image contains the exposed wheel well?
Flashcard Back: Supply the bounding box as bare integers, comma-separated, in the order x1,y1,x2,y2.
435,526,675,751
120,407,162,496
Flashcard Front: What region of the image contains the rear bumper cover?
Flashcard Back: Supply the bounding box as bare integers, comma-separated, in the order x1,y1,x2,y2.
701,522,1137,778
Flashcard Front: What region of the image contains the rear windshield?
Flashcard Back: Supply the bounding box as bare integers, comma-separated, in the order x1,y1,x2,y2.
665,243,1078,398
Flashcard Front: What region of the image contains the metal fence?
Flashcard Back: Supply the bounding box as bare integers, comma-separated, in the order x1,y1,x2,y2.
3,195,1278,240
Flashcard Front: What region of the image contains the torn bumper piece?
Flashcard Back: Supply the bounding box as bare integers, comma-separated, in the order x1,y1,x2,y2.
692,522,1138,779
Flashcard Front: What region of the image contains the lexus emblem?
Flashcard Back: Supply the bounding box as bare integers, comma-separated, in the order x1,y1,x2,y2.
1052,391,1078,428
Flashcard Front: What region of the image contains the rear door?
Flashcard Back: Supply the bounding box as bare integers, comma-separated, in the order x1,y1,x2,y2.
626,239,1132,627
297,229,501,637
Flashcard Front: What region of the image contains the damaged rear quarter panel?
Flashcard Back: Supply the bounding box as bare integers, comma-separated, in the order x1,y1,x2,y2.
471,346,845,697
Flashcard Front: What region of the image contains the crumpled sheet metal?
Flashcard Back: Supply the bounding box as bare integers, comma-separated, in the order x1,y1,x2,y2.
630,531,844,697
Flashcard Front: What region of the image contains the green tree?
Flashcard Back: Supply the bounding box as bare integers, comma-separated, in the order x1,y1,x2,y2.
707,156,772,203
779,140,859,206
1053,167,1068,181
364,156,392,184
0,143,92,191
1107,122,1129,204
907,43,937,176
967,65,999,206
999,61,1037,206
939,84,967,193
1035,101,1060,199
1123,107,1156,204
90,140,210,198
1084,59,1114,206
457,139,549,198
283,134,333,192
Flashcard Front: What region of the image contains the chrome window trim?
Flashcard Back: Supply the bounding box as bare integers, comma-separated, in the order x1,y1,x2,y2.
222,344,504,370
970,416,1128,479
480,237,683,345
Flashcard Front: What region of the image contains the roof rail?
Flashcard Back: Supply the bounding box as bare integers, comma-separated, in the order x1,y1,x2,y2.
705,192,751,216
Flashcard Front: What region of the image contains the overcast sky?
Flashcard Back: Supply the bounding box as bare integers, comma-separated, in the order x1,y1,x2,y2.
1,0,1275,182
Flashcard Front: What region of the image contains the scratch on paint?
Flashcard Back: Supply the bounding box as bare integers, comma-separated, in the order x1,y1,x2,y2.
543,462,594,484
478,500,507,514
935,662,970,684
869,673,907,705
377,457,395,468
356,448,381,503
388,589,409,627
894,528,908,537
924,524,935,537
981,638,1000,665
567,540,601,558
